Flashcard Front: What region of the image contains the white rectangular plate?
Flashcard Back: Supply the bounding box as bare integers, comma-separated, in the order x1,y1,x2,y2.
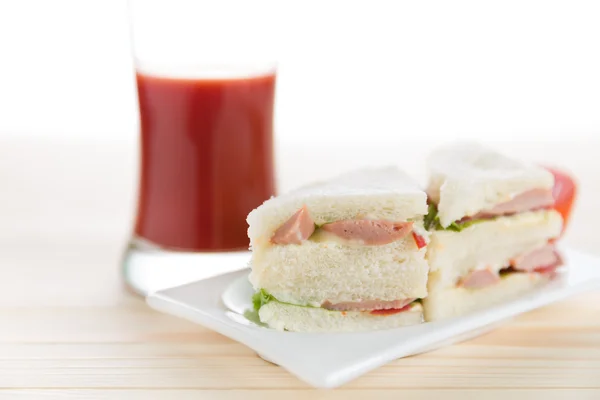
146,247,600,388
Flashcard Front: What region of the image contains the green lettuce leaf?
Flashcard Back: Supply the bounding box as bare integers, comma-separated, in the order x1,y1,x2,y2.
252,289,275,311
424,202,489,232
250,290,335,313
423,202,439,230
445,218,486,232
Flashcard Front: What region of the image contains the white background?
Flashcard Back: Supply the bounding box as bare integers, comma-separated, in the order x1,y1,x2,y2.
1,0,599,144
0,0,598,255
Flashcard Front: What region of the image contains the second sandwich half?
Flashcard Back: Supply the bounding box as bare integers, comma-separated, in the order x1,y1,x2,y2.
423,143,563,321
247,167,430,332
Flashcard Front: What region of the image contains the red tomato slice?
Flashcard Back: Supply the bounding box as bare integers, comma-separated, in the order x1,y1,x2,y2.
533,264,560,274
412,232,427,249
370,303,413,316
544,166,577,234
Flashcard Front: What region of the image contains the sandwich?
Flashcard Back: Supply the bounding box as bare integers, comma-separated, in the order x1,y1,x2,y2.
247,167,430,332
423,143,563,321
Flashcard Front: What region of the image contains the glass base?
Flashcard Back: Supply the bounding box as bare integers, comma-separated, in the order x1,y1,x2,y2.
122,237,251,296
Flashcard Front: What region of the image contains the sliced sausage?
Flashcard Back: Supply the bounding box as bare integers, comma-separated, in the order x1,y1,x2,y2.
474,188,555,219
458,268,501,289
270,205,315,245
321,220,413,245
510,244,562,272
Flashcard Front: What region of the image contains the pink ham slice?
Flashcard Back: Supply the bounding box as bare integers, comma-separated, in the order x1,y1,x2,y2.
457,245,563,290
511,244,563,272
321,298,415,312
458,268,500,289
473,188,555,219
321,220,414,245
270,205,315,245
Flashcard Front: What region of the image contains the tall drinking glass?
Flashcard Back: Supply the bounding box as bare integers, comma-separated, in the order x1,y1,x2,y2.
124,0,277,295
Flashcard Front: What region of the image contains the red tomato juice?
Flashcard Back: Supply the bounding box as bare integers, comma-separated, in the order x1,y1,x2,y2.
134,72,276,251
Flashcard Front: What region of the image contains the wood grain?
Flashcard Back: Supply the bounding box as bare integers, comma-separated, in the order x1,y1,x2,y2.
2,240,599,398
2,139,600,398
3,390,600,400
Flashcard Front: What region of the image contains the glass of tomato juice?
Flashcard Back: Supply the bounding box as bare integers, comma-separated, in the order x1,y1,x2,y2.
123,0,277,295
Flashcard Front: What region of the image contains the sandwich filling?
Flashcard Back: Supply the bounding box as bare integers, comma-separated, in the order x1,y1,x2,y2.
271,205,427,248
457,243,562,289
425,188,555,232
252,289,419,316
470,188,554,219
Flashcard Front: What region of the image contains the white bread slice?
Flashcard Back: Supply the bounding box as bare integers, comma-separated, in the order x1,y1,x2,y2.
426,210,562,286
247,167,428,248
249,233,429,306
259,301,423,332
423,271,550,321
427,142,554,228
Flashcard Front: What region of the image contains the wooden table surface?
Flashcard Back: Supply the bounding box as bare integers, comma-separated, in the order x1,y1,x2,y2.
1,138,600,399
2,237,599,400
